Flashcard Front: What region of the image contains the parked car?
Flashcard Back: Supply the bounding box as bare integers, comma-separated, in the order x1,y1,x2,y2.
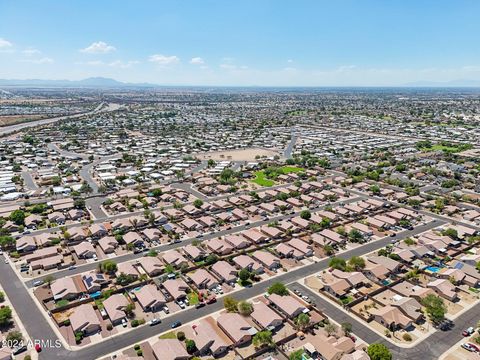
149,318,161,326
121,318,128,328
33,280,44,287
463,327,475,336
466,343,480,352
171,321,182,328
195,302,205,309
163,306,170,314
462,343,477,352
35,344,42,352
12,345,27,355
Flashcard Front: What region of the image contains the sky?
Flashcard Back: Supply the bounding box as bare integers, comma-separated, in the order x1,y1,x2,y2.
1,0,480,86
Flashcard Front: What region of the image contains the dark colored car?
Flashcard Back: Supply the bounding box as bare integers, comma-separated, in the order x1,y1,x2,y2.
171,321,182,328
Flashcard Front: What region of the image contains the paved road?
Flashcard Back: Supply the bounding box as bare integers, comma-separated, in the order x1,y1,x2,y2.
21,171,38,190
47,143,89,160
171,182,209,201
284,132,298,158
291,282,479,360
7,214,440,360
0,103,122,136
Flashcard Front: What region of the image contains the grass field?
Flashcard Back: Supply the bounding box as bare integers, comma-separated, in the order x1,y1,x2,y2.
158,331,177,339
187,292,199,305
252,166,304,187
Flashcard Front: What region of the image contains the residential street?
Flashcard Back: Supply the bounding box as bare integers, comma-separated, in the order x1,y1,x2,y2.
3,217,443,359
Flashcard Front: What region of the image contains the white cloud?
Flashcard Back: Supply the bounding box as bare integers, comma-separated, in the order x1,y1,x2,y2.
22,48,41,56
85,60,105,66
80,41,116,54
220,63,237,70
109,60,140,68
21,57,54,64
190,57,204,65
0,38,13,48
287,59,294,63
148,54,179,65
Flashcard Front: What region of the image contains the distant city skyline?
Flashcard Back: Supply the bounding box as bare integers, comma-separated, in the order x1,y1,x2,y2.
1,0,480,86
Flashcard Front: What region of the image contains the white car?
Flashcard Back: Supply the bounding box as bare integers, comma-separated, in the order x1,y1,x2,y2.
163,306,170,314
149,318,161,326
121,318,128,327
177,301,186,309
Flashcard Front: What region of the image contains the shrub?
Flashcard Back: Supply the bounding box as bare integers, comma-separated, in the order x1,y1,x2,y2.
63,319,70,326
136,350,143,356
106,324,113,331
402,333,412,341
134,344,140,350
177,331,185,341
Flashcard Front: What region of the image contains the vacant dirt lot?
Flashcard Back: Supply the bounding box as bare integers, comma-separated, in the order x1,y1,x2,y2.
197,147,281,161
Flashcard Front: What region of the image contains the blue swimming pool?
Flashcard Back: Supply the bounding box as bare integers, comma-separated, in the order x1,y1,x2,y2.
381,279,392,286
424,266,442,273
89,291,102,299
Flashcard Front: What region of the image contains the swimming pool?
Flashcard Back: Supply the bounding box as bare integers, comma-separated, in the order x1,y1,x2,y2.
89,291,102,299
424,266,442,273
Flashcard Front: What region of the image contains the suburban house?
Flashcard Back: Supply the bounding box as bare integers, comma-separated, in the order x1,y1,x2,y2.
103,293,129,325
250,301,284,330
135,284,166,312
211,261,238,284
151,339,190,360
268,294,307,319
188,269,219,290
70,303,101,335
51,277,80,301
162,278,189,301
191,317,231,357
217,313,258,346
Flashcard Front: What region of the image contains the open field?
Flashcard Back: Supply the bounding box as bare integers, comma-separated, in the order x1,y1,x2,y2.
197,147,281,161
0,114,48,126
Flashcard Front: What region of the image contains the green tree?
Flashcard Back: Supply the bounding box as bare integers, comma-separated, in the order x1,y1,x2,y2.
224,296,238,312
329,257,346,271
300,210,311,220
341,322,352,335
348,256,365,271
0,306,12,326
237,300,253,315
6,331,22,343
185,339,197,354
421,294,446,323
0,236,15,250
205,254,218,265
294,313,310,330
252,330,273,348
100,260,117,274
193,199,204,208
289,349,304,360
267,282,289,296
238,268,251,285
325,323,338,336
348,228,363,243
9,210,25,225
367,343,392,360
442,228,458,239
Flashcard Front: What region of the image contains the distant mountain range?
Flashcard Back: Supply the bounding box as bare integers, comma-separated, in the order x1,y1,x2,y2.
1,77,480,88
0,77,156,88
403,79,480,87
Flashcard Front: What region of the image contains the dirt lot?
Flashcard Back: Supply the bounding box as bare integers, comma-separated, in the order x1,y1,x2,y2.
197,147,281,161
0,114,47,126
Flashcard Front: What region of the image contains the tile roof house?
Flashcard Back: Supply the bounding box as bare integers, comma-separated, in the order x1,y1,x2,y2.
251,250,281,270
163,278,189,300
103,293,129,325
268,293,307,319
70,303,101,335
217,313,258,346
287,238,313,257
51,277,80,300
241,229,267,244
188,268,219,290
82,271,108,293
116,261,139,279
135,284,166,312
162,250,189,268
191,317,231,357
224,234,250,249
211,261,238,283
370,305,413,330
427,279,458,301
232,255,264,273
123,231,144,246
251,301,284,330
206,238,233,255
73,241,96,259
151,339,190,360
183,244,206,261
98,236,119,254
139,256,164,277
